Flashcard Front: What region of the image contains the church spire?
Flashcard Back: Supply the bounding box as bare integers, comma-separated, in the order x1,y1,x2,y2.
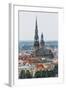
34,17,39,40
34,18,39,50
40,33,45,48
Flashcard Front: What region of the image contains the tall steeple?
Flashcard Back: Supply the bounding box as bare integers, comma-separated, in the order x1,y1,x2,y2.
40,33,45,48
34,18,39,50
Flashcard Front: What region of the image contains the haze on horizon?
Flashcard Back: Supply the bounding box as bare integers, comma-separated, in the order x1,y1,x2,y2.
19,11,58,41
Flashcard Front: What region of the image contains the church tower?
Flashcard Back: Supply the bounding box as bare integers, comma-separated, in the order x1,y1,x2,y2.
40,33,45,49
34,18,39,50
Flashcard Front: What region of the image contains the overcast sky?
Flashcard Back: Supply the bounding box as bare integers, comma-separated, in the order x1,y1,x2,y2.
19,11,58,41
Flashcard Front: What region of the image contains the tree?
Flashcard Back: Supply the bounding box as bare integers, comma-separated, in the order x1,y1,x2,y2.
19,70,25,79
42,70,47,77
53,64,58,76
34,71,42,78
25,70,32,78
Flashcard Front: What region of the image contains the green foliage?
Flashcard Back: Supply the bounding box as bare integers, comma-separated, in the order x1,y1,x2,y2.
19,70,25,79
19,70,32,79
25,70,32,78
19,64,58,79
34,65,58,78
34,70,42,78
54,64,58,74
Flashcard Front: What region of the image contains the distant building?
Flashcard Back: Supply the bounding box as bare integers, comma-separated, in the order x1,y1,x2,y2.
33,18,54,59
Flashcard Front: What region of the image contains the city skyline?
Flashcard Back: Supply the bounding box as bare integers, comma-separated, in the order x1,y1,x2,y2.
19,11,58,41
